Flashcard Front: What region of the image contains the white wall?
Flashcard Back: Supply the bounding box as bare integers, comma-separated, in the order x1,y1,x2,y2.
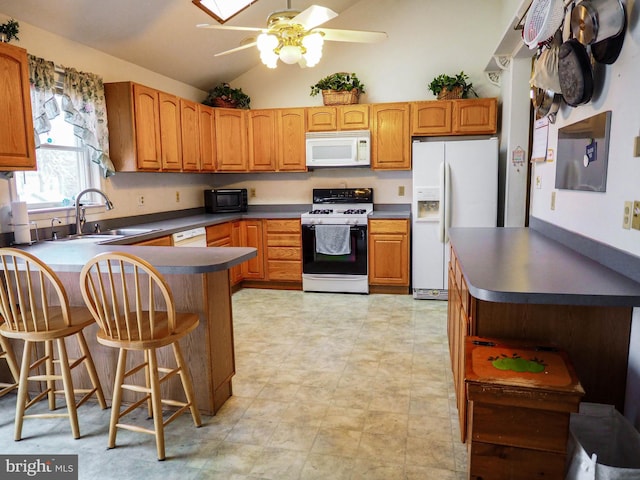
529,14,640,257
522,1,640,427
1,1,505,231
233,0,503,108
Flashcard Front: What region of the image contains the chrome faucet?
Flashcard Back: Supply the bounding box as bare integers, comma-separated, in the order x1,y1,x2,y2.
75,188,114,235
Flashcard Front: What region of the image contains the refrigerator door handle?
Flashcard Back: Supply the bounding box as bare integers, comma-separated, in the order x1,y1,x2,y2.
444,162,452,243
438,161,445,243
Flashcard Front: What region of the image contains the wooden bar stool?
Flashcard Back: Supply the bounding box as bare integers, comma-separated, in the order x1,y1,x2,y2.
0,248,107,440
79,252,202,461
0,326,20,397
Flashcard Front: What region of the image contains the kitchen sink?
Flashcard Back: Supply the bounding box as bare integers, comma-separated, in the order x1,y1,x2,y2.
57,227,160,242
99,227,160,236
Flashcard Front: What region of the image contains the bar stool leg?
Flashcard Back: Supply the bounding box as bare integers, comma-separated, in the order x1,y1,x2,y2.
57,338,80,439
147,348,165,461
14,340,32,441
109,348,127,449
76,332,107,409
172,343,202,427
0,335,20,395
144,350,153,417
45,340,56,410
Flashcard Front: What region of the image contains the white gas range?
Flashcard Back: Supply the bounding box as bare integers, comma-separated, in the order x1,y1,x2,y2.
301,188,373,294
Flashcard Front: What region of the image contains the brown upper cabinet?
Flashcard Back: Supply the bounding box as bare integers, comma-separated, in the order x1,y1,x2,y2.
371,103,411,170
247,109,277,171
198,103,216,171
158,92,182,171
180,99,200,172
0,43,36,171
411,98,497,136
215,108,248,172
307,104,370,131
277,108,307,172
105,82,162,171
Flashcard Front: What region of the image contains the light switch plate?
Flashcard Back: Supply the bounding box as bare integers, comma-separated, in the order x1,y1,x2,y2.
550,191,556,210
623,201,632,229
632,201,640,230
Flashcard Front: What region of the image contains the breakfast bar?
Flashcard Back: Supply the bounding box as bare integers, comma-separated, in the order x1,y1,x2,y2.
7,240,256,416
447,227,640,442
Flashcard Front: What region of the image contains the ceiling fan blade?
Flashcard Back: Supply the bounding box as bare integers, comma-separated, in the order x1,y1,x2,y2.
316,28,388,43
214,41,257,57
197,23,265,33
292,5,338,30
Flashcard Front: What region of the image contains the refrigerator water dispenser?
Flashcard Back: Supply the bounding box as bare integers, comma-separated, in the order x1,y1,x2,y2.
414,186,440,221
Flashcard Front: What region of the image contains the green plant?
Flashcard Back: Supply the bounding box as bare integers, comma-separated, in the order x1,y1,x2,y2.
428,71,477,99
0,18,20,42
310,72,366,97
203,82,251,109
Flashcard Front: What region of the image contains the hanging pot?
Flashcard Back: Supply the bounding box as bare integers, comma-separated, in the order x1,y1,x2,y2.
558,39,594,107
570,0,625,45
531,87,562,123
591,5,626,64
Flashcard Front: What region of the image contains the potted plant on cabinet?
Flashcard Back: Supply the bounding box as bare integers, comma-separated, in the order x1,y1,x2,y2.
203,83,251,109
428,71,477,100
0,18,20,43
310,72,366,105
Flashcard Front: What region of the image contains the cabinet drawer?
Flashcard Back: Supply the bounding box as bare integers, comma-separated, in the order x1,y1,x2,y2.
469,442,566,480
268,246,301,261
265,219,301,234
368,219,408,234
267,261,302,281
206,223,232,243
469,402,571,453
266,234,301,247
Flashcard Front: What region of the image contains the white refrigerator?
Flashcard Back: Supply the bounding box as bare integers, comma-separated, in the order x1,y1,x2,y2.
412,137,498,299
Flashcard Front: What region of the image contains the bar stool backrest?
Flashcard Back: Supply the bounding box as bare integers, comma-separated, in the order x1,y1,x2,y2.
79,252,178,343
0,248,72,333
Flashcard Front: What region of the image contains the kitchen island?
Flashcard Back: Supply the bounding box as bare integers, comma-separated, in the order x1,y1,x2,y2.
447,227,640,442
6,240,256,416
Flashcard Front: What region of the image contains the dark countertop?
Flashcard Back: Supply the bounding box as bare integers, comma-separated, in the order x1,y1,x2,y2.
22,239,256,275
17,204,410,273
449,227,640,306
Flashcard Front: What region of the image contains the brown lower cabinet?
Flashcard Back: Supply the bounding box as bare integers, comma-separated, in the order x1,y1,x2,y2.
131,235,172,246
204,218,411,291
368,219,410,293
448,244,633,448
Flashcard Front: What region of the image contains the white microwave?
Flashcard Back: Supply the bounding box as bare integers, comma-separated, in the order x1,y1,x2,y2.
305,130,371,168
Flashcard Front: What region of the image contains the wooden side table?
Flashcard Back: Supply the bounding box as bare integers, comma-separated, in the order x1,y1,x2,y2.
465,337,585,480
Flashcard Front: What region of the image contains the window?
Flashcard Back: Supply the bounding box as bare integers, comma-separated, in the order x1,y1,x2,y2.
192,0,258,24
14,94,101,210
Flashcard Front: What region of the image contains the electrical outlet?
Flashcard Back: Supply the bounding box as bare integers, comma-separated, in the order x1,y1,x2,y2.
536,176,542,189
632,201,640,230
623,201,632,229
175,191,180,203
137,195,145,207
398,185,405,196
550,191,556,211
250,188,256,198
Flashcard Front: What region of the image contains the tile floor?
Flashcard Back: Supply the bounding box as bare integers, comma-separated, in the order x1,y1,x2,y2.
0,289,467,479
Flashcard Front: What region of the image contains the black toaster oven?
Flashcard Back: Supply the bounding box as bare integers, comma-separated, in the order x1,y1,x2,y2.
204,188,248,213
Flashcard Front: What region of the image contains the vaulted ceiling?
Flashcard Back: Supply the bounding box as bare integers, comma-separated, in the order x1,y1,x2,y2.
0,0,365,91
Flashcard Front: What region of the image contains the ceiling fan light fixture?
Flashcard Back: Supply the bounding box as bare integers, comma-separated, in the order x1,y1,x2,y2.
279,45,303,64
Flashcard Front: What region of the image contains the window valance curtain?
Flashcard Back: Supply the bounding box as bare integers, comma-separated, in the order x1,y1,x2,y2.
27,55,59,144
27,55,115,178
61,67,115,177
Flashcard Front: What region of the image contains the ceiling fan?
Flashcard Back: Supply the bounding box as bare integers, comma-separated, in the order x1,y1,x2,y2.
196,1,388,68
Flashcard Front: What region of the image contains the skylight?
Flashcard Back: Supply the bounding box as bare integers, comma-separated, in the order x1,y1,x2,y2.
192,0,259,24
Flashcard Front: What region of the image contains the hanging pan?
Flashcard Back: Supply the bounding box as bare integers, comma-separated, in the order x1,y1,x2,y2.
591,6,626,64
558,38,594,107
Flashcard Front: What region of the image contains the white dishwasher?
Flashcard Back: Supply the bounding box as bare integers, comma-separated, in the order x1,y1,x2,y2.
171,227,207,247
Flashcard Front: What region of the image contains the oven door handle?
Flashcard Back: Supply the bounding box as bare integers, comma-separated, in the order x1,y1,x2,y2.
304,224,363,231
